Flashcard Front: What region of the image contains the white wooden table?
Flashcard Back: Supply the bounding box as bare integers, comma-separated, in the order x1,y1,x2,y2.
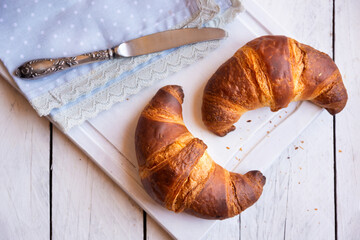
1,0,359,239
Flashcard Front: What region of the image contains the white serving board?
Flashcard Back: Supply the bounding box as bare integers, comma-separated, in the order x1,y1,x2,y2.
0,0,323,239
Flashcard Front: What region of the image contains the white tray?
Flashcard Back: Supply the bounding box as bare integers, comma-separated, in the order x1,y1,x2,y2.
1,0,323,239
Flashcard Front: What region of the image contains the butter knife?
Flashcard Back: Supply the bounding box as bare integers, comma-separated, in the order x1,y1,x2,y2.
14,28,226,79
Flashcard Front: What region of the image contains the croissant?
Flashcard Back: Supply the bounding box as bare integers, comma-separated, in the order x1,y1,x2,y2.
135,85,266,219
202,35,348,136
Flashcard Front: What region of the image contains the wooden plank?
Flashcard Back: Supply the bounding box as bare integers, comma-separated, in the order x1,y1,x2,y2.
241,112,335,239
334,0,360,239
52,128,144,240
203,217,239,240
146,215,172,240
240,0,335,239
146,214,239,240
0,79,50,240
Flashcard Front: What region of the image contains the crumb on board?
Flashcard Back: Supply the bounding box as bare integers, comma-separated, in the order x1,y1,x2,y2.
246,120,252,122
339,149,342,152
295,146,299,150
299,146,304,150
226,147,230,149
239,147,243,151
287,156,290,159
315,208,318,211
267,131,270,134
299,167,302,170
269,120,272,123
279,115,282,118
285,111,288,113
126,98,129,100
274,124,277,127
301,140,304,143
298,182,300,184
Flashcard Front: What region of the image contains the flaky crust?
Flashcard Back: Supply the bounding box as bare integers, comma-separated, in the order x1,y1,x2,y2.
135,85,266,219
202,35,348,136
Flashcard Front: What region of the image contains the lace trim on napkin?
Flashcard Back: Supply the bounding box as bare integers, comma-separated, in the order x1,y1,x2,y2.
30,0,225,116
30,53,157,116
40,0,243,131
51,40,220,131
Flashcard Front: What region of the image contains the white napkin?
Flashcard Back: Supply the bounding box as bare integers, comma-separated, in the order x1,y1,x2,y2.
0,0,242,131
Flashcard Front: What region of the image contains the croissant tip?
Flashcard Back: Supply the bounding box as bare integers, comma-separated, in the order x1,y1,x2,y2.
260,174,266,186
326,104,347,115
161,85,184,103
246,170,266,186
211,125,236,137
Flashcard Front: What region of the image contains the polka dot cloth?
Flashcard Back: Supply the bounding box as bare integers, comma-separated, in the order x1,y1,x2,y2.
0,0,199,100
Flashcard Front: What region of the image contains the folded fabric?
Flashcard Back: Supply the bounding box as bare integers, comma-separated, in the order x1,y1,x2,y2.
0,0,242,131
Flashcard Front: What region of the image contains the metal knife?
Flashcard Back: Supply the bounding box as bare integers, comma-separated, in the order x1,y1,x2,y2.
14,28,227,79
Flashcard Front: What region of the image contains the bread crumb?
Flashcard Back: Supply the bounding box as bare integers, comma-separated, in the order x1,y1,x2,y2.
279,115,282,118
239,147,243,151
126,98,129,100
314,208,318,211
246,120,251,122
269,120,272,123
298,182,300,184
267,131,270,134
299,167,302,170
301,140,304,143
339,149,342,152
285,111,288,113
287,156,290,159
226,147,230,149
295,146,299,150
299,146,304,150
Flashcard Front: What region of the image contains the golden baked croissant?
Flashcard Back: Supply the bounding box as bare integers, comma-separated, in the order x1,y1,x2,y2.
202,35,348,136
135,85,266,219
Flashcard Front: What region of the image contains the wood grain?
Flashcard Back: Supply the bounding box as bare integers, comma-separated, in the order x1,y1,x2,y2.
1,1,359,239
203,217,240,240
334,0,360,239
146,215,172,240
240,0,336,239
0,79,50,240
52,129,144,240
241,112,335,239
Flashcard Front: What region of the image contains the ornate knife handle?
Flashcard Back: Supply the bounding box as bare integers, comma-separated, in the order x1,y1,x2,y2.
14,48,117,79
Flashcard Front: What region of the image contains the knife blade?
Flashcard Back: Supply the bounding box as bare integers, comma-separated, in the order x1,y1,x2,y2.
14,28,227,79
